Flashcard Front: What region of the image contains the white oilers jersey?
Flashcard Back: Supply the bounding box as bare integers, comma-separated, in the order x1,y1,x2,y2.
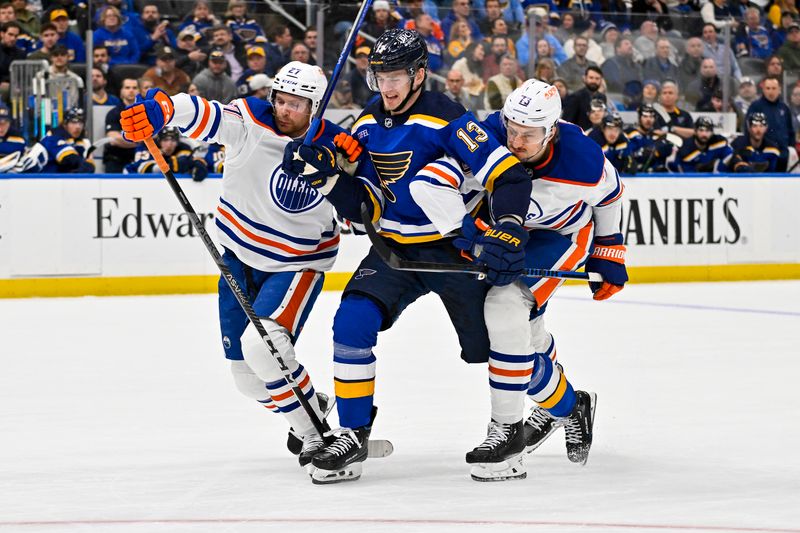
168,93,340,272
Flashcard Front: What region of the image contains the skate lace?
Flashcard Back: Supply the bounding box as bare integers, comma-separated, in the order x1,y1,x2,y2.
477,421,512,450
526,407,553,430
322,429,361,457
301,432,325,453
564,415,583,445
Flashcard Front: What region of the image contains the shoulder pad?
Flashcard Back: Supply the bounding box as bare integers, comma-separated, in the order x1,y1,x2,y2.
546,123,605,186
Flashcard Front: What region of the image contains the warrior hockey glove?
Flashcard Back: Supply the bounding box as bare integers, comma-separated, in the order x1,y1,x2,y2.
283,140,339,190
119,89,174,142
332,132,363,163
454,215,529,287
586,233,628,301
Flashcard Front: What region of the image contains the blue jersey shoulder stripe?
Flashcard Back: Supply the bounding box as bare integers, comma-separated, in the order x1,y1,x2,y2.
181,96,200,135
205,102,222,141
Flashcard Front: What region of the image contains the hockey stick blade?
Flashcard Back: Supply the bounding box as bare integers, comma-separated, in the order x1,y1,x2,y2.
359,203,602,282
368,439,394,458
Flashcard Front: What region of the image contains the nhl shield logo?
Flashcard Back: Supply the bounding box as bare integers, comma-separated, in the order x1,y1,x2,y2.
519,96,531,106
269,165,324,213
384,118,393,128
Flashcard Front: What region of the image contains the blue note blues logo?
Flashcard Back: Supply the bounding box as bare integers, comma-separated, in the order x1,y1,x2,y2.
269,166,323,213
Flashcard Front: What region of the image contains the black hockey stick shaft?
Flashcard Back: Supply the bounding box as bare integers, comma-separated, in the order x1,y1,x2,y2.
144,138,326,436
360,203,601,282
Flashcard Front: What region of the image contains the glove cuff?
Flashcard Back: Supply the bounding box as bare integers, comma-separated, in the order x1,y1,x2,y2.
591,244,626,264
153,90,174,124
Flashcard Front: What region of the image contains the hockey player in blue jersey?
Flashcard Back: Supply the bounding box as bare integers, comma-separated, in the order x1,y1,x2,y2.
728,113,781,173
461,79,628,472
0,105,25,170
284,28,533,484
124,127,208,181
119,62,365,470
671,117,733,173
625,104,674,173
588,113,633,174
14,107,95,174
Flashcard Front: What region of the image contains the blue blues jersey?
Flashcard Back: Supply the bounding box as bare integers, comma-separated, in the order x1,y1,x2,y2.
36,127,94,173
343,90,529,243
481,116,624,238
0,132,26,158
57,31,86,63
588,128,633,174
205,143,225,173
671,134,733,173
124,141,196,174
728,135,780,172
225,17,265,43
625,127,672,172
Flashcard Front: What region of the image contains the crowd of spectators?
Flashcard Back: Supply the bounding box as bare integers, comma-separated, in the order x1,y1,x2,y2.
0,0,798,174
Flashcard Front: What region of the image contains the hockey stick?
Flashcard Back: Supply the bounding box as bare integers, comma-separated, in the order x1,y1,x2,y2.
142,137,327,437
303,0,373,145
359,203,603,282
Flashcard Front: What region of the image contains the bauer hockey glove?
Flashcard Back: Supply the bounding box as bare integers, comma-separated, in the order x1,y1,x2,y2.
454,215,529,287
119,89,174,142
283,140,339,189
585,234,628,301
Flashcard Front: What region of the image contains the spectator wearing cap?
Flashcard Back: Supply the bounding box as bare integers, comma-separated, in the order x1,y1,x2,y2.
642,38,679,84
777,21,800,71
364,0,401,38
224,0,265,45
103,77,139,172
175,27,207,78
10,0,36,37
557,36,598,92
0,104,24,162
0,21,25,93
678,36,704,88
443,68,470,107
28,22,59,60
237,45,268,87
562,65,606,130
655,80,695,139
192,48,237,103
49,9,85,63
729,113,782,172
770,10,798,49
237,73,272,100
131,4,177,66
746,76,795,171
598,22,620,61
733,77,758,120
602,36,642,93
441,0,482,45
42,44,84,107
178,0,221,39
143,46,192,95
210,24,246,82
484,53,522,109
702,23,742,82
91,67,121,106
329,79,359,110
94,6,140,64
346,45,376,107
641,79,660,106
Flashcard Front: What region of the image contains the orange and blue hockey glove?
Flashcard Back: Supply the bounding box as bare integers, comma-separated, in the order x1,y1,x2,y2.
586,233,628,300
119,88,174,142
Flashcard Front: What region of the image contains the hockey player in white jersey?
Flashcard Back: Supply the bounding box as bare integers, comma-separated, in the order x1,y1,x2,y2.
119,62,363,469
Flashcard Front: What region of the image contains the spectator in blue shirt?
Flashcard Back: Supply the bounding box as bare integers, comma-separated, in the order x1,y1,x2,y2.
50,9,85,63
442,0,483,43
735,7,774,59
93,6,140,65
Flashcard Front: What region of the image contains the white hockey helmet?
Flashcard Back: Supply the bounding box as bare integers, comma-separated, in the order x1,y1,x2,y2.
269,61,328,116
502,78,562,139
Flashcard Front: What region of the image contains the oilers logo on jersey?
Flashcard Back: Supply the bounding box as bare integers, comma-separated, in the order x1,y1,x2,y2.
269,165,324,213
369,150,413,203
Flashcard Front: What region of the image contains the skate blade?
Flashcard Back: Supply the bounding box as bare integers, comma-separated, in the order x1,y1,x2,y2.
571,392,598,466
470,454,526,482
368,438,394,458
311,462,363,485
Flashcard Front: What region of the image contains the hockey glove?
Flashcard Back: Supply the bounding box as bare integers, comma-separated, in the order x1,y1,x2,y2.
586,233,628,301
190,159,208,182
454,215,529,287
119,89,174,142
283,140,339,189
332,131,363,163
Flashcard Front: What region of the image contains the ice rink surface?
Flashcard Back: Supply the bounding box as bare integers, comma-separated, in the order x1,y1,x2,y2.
1,281,799,533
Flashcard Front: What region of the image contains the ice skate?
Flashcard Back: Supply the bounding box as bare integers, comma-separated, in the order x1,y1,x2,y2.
287,392,331,456
563,390,597,465
298,431,326,471
523,404,564,454
466,420,527,482
310,426,370,484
